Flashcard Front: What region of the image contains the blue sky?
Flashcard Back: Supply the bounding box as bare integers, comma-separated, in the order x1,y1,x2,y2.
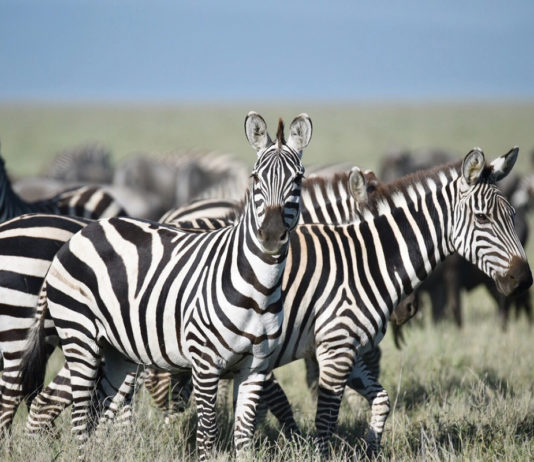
1,0,533,102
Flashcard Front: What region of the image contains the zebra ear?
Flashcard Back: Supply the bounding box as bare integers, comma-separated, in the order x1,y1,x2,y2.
462,148,485,185
348,167,368,203
362,169,380,194
245,112,272,152
490,147,519,182
287,113,312,154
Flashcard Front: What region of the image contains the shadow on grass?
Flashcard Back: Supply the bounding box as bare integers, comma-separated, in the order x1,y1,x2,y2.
394,366,515,413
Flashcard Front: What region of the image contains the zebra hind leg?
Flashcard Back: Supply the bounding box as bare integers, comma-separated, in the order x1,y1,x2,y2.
142,369,193,424
25,364,73,436
0,355,25,435
63,348,102,451
93,370,138,440
347,356,390,458
259,372,299,438
91,347,140,440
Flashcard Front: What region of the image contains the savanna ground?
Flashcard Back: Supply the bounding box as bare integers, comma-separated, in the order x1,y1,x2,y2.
0,103,533,461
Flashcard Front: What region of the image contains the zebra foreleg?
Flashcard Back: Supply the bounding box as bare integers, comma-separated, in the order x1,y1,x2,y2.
259,372,299,437
192,365,221,461
314,345,355,458
347,357,390,458
232,370,268,456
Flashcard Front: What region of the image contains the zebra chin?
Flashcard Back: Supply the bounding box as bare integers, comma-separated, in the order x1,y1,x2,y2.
494,256,533,297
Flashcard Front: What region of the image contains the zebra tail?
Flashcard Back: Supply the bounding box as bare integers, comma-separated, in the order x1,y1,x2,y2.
19,282,50,402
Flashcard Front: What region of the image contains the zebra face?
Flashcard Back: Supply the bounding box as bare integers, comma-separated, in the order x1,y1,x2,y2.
245,112,311,254
453,147,532,297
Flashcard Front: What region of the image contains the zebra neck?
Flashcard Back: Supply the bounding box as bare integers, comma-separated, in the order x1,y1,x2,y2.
233,195,289,292
300,174,356,224
366,168,459,314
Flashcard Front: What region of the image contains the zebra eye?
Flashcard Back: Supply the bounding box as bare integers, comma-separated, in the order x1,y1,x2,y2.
250,172,259,182
475,213,489,223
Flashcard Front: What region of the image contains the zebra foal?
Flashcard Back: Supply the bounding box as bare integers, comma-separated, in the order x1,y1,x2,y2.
20,112,312,459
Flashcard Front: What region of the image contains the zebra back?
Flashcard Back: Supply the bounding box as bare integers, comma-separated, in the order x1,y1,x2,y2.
0,153,126,223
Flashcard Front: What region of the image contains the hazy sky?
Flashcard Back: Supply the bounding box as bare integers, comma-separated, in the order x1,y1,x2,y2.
1,0,533,102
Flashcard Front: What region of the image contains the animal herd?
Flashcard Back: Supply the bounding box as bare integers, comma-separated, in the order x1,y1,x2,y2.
0,112,531,460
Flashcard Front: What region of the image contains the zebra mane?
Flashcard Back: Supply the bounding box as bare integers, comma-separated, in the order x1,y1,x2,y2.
362,160,464,217
302,171,350,189
276,118,285,145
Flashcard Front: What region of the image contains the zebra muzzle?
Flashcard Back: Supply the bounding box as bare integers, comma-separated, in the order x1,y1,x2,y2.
495,256,533,297
257,207,289,255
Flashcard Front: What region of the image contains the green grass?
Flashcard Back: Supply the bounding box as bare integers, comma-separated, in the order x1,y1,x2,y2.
1,102,533,176
1,102,534,460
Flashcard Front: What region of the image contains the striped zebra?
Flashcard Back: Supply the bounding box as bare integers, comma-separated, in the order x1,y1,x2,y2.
0,151,125,431
44,142,114,184
0,210,126,430
114,149,250,219
11,165,375,435
81,146,532,457
20,112,311,459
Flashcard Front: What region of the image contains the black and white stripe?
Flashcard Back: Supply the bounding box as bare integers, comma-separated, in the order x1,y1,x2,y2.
20,112,311,459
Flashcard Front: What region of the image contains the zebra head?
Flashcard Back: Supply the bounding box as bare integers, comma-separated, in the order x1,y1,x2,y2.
245,112,311,254
453,147,532,296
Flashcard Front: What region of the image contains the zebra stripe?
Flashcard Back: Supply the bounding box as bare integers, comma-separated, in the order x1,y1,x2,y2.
20,113,311,459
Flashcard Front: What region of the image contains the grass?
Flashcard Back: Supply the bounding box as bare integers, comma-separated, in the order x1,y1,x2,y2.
1,102,533,176
3,295,533,461
1,102,534,460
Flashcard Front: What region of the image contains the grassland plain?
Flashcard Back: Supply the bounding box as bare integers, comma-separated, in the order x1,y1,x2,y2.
0,103,533,461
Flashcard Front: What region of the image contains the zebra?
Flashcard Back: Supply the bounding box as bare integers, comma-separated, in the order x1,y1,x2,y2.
8,165,375,436
0,148,126,432
19,165,414,447
113,149,250,219
0,151,125,221
19,112,311,459
44,142,115,184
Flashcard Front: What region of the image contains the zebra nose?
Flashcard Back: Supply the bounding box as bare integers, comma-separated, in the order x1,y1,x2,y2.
495,256,533,297
392,293,418,326
257,207,289,254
